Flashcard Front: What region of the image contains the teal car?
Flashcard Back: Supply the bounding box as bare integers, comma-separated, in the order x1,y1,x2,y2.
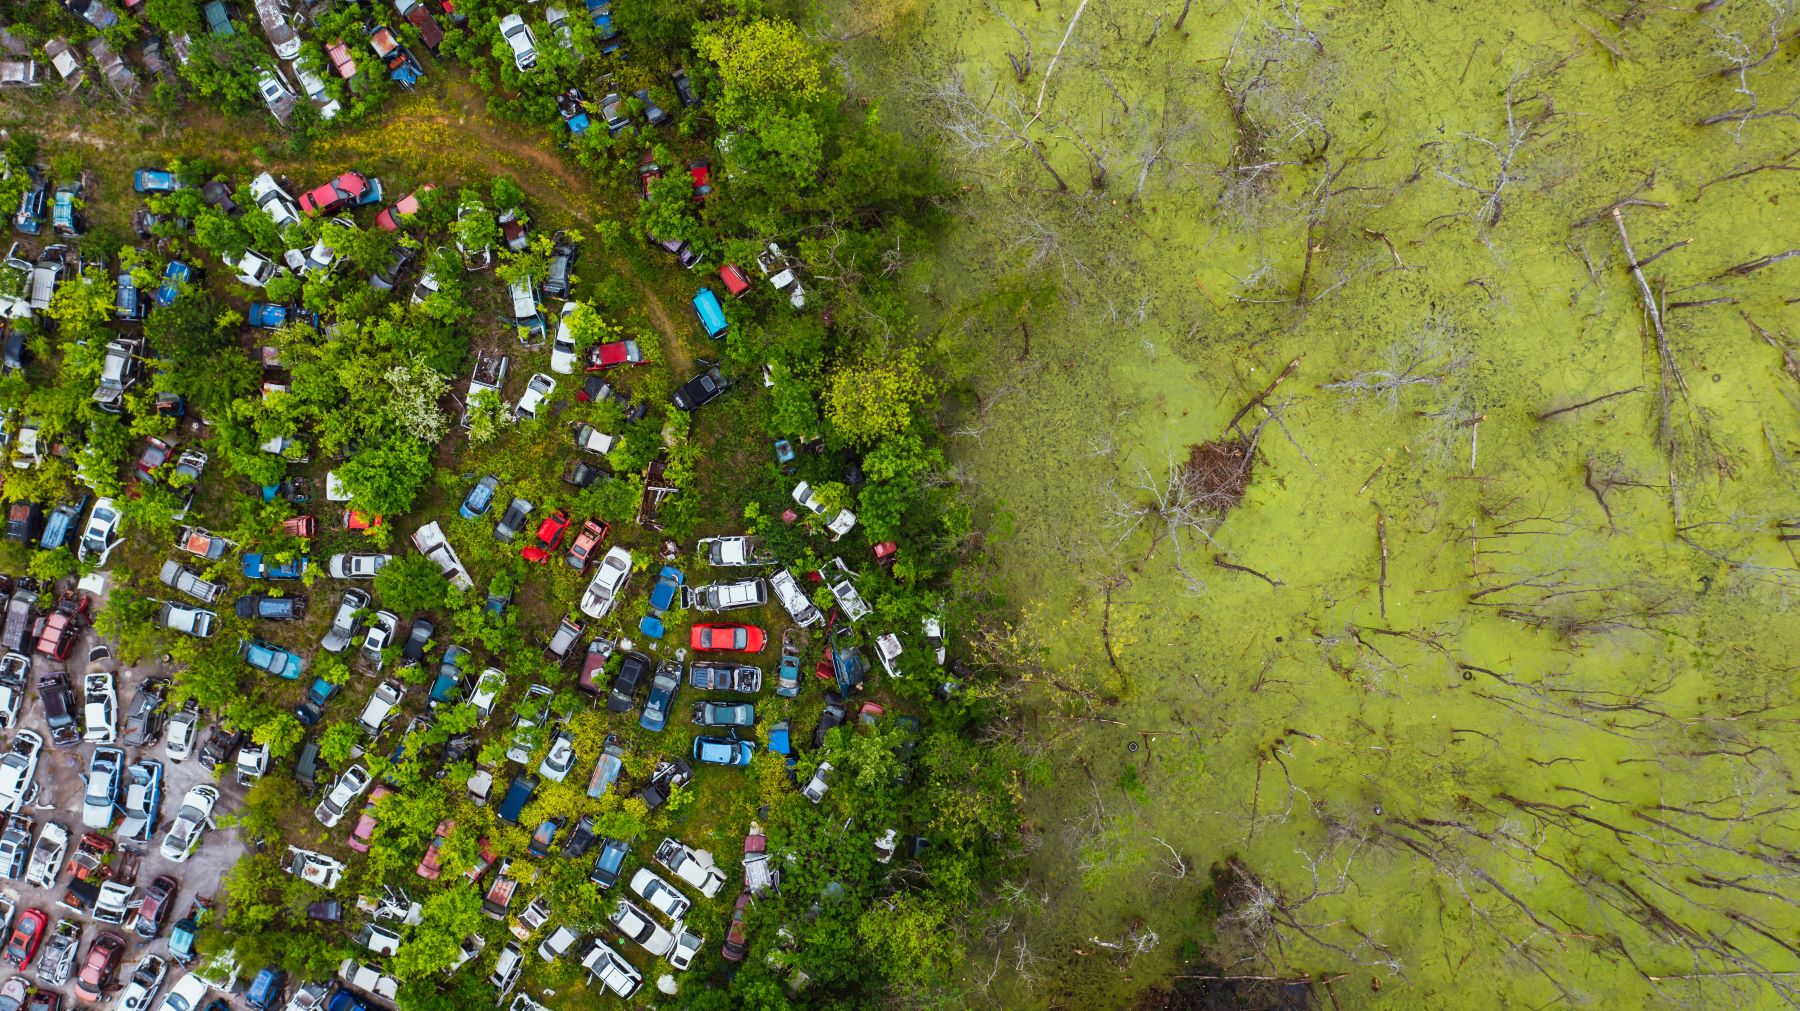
692,734,754,767
240,638,306,680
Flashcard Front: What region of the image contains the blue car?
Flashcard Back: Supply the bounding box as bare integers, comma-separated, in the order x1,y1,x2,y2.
13,169,46,234
693,734,755,767
586,0,622,53
133,169,180,194
52,187,82,235
692,288,727,339
459,475,499,520
639,565,683,639
121,760,163,841
429,645,469,706
114,273,145,321
242,553,309,580
248,302,287,328
588,837,628,888
638,665,679,732
240,638,306,680
295,677,338,725
154,261,193,307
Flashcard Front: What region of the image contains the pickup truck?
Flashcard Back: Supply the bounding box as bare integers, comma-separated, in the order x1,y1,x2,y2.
176,526,231,560
413,522,473,590
394,0,444,50
461,351,510,427
1,586,35,653
159,560,223,604
687,662,761,694
369,25,424,87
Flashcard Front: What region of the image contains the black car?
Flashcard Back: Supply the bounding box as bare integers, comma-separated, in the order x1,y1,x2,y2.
197,724,244,770
635,758,692,811
120,678,169,747
563,814,597,857
234,593,306,621
813,691,847,750
633,89,670,127
38,670,80,748
400,618,435,665
369,244,416,292
562,461,602,489
1,328,29,374
671,367,728,411
607,651,651,713
542,231,576,299
201,179,241,216
494,497,532,543
671,68,699,107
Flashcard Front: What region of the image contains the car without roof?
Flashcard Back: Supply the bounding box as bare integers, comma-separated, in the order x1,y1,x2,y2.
600,91,629,134
120,761,162,841
120,678,168,747
0,653,24,728
39,674,79,748
521,510,570,564
82,746,124,827
543,231,576,298
116,952,168,1011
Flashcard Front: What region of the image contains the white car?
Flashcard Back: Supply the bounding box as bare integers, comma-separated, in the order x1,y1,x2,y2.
321,588,370,653
924,614,946,665
358,680,405,737
77,497,123,565
234,249,279,287
581,940,641,999
338,959,399,1002
251,173,302,233
158,601,216,638
0,729,41,813
361,610,400,669
629,868,691,921
668,927,703,971
24,820,68,888
117,952,169,1011
314,764,371,828
470,668,504,724
155,971,210,1011
159,783,219,862
653,837,726,898
609,899,675,957
327,553,391,579
285,846,346,889
489,941,523,995
792,481,858,539
83,670,118,743
537,728,576,782
513,372,555,421
550,302,580,373
164,708,200,762
0,652,27,728
498,13,538,72
802,760,834,804
256,68,295,118
83,746,125,828
506,684,553,764
578,546,633,618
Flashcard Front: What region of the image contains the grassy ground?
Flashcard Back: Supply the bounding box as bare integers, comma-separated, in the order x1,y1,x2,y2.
826,0,1800,1008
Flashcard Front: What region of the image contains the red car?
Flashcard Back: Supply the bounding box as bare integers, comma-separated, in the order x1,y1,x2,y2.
130,436,173,491
565,519,609,571
721,890,751,961
587,340,644,370
134,874,178,940
689,160,712,201
348,784,393,854
298,170,374,215
376,183,436,231
344,510,384,533
73,931,125,1001
416,819,454,880
33,594,88,661
691,623,766,653
521,510,571,564
720,264,751,298
4,908,48,967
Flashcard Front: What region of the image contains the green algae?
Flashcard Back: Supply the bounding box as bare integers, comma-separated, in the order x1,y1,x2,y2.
828,0,1800,1007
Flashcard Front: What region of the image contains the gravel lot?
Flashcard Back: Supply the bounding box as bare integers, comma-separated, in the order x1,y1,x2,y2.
3,579,252,1008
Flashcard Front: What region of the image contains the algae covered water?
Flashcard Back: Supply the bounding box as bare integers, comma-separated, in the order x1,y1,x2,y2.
829,0,1800,1006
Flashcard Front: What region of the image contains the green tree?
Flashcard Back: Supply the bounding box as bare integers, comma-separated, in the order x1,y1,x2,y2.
318,722,362,768
337,439,434,517
373,552,451,614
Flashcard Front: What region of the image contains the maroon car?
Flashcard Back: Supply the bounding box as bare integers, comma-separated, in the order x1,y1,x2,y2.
298,171,374,215
129,437,173,492
73,931,124,1001
134,874,178,939
721,890,751,962
4,908,47,967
